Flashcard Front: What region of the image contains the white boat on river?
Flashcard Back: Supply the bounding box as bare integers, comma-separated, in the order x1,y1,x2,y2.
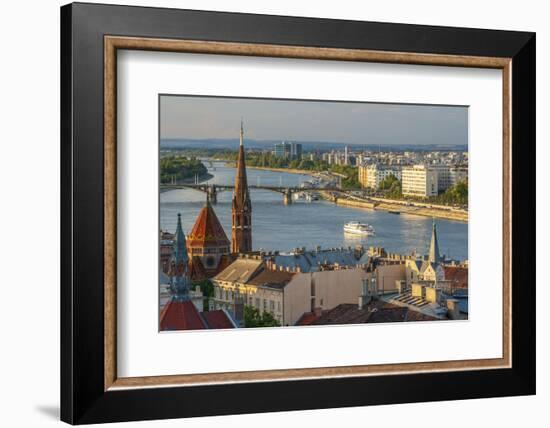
343,221,375,236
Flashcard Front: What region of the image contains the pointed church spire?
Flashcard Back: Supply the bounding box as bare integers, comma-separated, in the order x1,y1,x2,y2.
240,117,244,146
232,118,252,253
173,213,189,266
171,213,191,299
428,218,441,263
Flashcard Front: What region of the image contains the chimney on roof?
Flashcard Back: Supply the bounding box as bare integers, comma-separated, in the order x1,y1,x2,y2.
446,298,460,319
358,277,372,309
425,286,440,304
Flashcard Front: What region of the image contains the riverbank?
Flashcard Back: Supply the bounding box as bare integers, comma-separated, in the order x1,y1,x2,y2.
211,160,467,222
320,191,468,222
245,165,318,176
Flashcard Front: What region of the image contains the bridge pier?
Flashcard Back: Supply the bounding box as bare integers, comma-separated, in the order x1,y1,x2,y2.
207,185,217,204
283,189,292,205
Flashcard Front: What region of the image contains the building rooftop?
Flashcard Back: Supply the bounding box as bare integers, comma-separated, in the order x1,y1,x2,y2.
382,291,448,319
443,266,468,288
160,299,236,331
213,258,264,283
420,260,440,273
247,268,295,289
187,201,230,248
160,299,207,331
307,301,437,326
202,309,237,329
267,247,364,273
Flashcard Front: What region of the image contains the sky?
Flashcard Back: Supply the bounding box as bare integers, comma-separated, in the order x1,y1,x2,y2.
160,95,468,146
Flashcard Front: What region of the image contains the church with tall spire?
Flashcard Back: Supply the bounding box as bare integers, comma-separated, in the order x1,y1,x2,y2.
231,119,253,253
160,212,237,331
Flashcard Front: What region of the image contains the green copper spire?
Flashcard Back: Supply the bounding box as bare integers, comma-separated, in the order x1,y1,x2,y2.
428,218,441,263
173,213,189,266
171,213,191,299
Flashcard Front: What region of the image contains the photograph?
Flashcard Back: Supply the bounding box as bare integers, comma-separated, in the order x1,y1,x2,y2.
54,2,536,424
158,95,469,331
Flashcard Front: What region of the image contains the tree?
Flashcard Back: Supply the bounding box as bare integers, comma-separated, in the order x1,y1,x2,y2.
193,279,214,311
159,155,208,183
243,305,281,328
388,181,402,198
298,159,314,170
436,180,468,205
379,173,399,190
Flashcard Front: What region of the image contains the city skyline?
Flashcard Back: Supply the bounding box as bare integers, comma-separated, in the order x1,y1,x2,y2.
160,95,468,147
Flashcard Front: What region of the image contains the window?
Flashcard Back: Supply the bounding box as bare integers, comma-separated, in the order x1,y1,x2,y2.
263,299,267,311
255,298,260,308
277,301,281,312
270,300,275,311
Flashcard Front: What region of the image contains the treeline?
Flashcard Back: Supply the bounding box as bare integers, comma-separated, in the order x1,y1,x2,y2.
377,174,468,206
163,148,237,160
433,181,468,205
231,151,361,189
160,155,207,183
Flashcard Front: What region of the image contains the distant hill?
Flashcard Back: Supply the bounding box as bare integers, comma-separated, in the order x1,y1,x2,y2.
161,138,468,152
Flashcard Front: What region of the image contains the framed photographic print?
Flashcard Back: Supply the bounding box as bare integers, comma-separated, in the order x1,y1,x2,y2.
61,2,536,424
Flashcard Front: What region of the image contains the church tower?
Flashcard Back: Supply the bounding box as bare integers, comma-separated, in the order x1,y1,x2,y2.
170,213,192,299
428,218,441,263
186,197,231,278
231,119,252,253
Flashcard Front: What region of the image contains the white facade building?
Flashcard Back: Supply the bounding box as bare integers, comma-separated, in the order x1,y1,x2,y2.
401,165,438,197
358,164,402,189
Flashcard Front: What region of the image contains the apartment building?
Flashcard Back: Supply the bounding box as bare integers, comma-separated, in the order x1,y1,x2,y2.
401,165,438,197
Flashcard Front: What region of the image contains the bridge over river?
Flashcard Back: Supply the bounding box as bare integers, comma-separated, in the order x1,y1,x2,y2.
159,183,361,205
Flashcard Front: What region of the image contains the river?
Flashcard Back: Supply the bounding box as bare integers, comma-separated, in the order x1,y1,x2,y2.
160,161,468,261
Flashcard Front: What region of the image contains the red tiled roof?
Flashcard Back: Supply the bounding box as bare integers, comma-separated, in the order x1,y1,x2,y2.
187,203,230,248
202,310,235,329
295,311,322,326
443,266,468,288
160,299,207,331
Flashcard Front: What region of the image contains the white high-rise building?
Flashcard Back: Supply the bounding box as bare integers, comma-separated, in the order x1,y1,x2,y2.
401,165,438,197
